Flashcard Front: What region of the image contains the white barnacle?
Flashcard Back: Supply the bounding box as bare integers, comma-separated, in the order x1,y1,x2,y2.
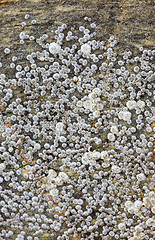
46,183,56,191
93,110,100,118
58,172,69,182
49,188,59,197
82,152,91,165
102,162,110,168
91,151,101,160
143,197,150,208
151,207,155,214
125,201,133,209
34,143,41,150
146,218,155,227
134,225,143,233
137,100,145,109
0,163,6,171
118,111,124,120
107,133,115,142
19,31,26,40
118,222,126,231
54,176,63,186
136,173,146,181
111,165,121,173
88,92,97,99
118,111,131,122
48,169,57,179
81,43,91,55
100,151,109,160
83,100,92,109
126,100,137,110
118,110,131,122
49,42,61,55
122,111,131,121
76,100,83,108
92,88,102,96
134,200,143,209
56,122,65,133
127,207,135,214
110,125,118,135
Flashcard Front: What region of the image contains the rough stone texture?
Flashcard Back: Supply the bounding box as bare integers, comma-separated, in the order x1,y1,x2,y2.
0,0,154,51
0,0,154,239
0,0,154,76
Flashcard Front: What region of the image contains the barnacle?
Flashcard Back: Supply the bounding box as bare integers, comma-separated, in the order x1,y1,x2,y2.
0,11,154,240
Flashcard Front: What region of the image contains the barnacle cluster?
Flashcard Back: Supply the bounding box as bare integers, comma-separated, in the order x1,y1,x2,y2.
0,14,154,240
